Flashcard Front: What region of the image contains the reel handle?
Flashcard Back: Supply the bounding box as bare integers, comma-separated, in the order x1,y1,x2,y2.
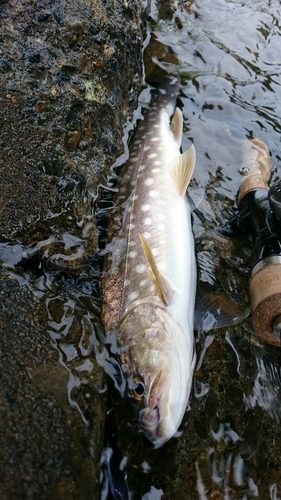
237,139,281,345
237,138,272,206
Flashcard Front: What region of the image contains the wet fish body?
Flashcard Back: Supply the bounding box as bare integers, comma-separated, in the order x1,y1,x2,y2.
102,85,196,447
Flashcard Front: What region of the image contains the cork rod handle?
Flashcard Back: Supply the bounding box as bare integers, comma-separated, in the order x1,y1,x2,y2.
237,138,273,206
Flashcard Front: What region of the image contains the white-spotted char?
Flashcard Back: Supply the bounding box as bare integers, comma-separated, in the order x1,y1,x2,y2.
102,83,196,447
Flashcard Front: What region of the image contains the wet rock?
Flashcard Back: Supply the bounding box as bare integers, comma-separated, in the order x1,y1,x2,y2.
0,267,105,499
205,389,220,417
193,415,209,439
144,35,180,84
0,0,146,245
225,384,243,407
0,0,148,497
0,57,12,72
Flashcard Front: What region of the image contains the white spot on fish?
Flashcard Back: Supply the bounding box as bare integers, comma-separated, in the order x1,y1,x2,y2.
149,190,159,198
154,160,161,166
141,204,150,212
152,248,159,256
128,291,139,301
144,217,152,226
130,157,139,163
128,250,137,258
148,153,157,159
152,168,161,173
119,186,126,193
136,264,146,273
124,279,131,286
143,232,151,239
131,180,136,186
139,165,145,171
144,145,151,152
140,279,148,287
128,240,136,247
151,137,159,142
144,178,153,186
129,223,135,230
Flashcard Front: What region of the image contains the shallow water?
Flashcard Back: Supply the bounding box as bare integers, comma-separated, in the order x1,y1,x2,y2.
2,0,281,498
110,1,281,499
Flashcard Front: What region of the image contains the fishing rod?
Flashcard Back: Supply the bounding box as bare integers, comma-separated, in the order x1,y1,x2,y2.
221,138,281,346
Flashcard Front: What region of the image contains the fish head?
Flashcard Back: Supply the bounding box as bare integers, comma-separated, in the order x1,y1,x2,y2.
119,302,195,448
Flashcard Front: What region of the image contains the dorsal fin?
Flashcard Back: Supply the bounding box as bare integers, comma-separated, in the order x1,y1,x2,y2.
139,234,174,306
168,144,196,196
170,108,183,147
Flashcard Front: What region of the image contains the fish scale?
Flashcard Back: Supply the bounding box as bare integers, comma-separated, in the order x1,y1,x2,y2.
102,83,197,447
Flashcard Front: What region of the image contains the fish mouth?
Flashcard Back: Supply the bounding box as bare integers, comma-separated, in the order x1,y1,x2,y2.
139,368,173,447
139,403,173,449
140,404,161,439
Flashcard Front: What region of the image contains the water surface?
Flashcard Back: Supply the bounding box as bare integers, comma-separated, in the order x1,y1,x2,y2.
116,1,281,499
2,1,281,498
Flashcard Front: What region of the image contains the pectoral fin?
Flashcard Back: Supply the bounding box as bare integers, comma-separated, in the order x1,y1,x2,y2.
168,144,196,196
194,289,250,332
139,234,174,306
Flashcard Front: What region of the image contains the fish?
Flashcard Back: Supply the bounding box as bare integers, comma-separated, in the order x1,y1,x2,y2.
102,81,197,447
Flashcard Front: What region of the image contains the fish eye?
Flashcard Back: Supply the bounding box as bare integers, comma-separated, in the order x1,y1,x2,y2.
129,377,145,400
134,382,145,396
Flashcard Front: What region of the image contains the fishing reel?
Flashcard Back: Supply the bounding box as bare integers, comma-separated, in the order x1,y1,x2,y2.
221,139,281,346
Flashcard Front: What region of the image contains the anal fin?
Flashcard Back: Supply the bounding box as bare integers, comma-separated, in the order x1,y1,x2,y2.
194,289,250,332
